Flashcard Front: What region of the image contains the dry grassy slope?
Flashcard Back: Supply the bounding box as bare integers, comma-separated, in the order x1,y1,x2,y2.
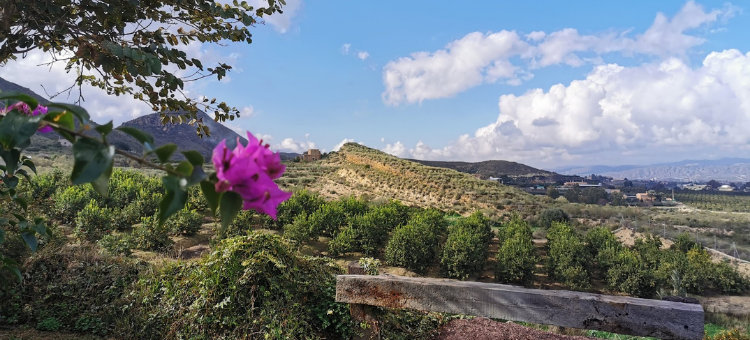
280,143,541,216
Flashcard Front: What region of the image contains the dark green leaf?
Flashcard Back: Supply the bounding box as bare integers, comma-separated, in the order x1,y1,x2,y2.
0,111,41,150
71,138,116,185
0,92,38,109
91,163,113,197
0,228,5,245
158,176,188,225
13,197,27,211
43,110,75,130
7,264,22,283
181,150,204,166
175,161,193,177
46,103,90,125
219,191,242,234
116,126,155,152
22,159,36,175
21,231,37,252
0,149,20,175
3,175,19,189
32,220,46,236
94,121,114,137
154,144,178,163
200,180,221,216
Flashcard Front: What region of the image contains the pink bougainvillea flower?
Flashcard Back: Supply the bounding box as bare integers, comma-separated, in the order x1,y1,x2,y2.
212,132,292,219
3,102,52,132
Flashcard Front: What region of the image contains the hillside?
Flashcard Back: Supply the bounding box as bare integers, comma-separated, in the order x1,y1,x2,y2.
409,159,554,178
558,158,750,181
279,143,541,216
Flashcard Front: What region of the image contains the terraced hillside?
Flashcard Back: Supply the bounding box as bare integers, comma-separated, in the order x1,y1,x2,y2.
279,143,541,216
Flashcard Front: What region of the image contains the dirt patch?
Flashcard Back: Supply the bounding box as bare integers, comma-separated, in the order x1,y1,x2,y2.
700,296,750,316
431,318,594,340
0,329,105,340
614,228,674,249
177,244,210,260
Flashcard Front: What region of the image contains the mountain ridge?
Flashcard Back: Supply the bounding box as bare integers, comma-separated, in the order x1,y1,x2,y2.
556,158,750,181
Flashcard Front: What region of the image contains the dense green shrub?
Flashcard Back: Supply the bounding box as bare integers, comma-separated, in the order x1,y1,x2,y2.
454,212,493,245
441,226,489,279
113,190,163,230
327,207,402,256
52,185,95,224
585,227,621,257
97,233,133,256
271,190,325,229
672,232,698,253
107,169,143,209
385,217,444,274
546,222,591,290
327,225,358,256
495,217,537,284
186,185,209,212
166,208,203,236
536,208,570,229
119,234,351,339
284,213,313,244
0,244,141,335
606,248,658,298
74,199,113,242
308,202,349,237
131,216,173,251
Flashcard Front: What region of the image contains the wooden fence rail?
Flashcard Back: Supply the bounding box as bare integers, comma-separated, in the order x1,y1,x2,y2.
336,272,704,340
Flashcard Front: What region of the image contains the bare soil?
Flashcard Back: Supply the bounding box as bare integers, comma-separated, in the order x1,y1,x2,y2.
431,318,594,340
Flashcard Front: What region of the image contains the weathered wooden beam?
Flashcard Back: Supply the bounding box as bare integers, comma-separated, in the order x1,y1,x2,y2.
347,263,380,340
336,275,704,340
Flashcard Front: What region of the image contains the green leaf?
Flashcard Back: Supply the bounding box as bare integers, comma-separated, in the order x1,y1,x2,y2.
0,228,5,245
22,159,37,175
46,103,90,125
0,149,20,175
5,263,22,282
116,126,155,152
94,121,114,137
71,138,116,185
220,191,242,235
175,161,193,177
21,231,37,252
0,92,38,110
32,220,46,236
200,180,221,216
3,175,19,189
158,176,188,225
91,163,113,197
13,197,27,211
0,110,41,150
43,110,75,131
154,144,178,163
187,166,207,186
181,150,204,166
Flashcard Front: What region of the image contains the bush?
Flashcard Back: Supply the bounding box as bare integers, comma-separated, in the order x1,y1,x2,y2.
385,224,436,274
119,234,352,339
97,233,133,256
284,213,313,244
112,190,162,231
74,199,113,242
186,185,209,212
606,248,658,298
308,202,348,237
107,169,143,209
441,226,488,279
220,210,256,239
52,185,95,224
0,244,141,335
536,208,570,229
271,190,325,229
495,217,537,284
166,208,203,236
327,225,358,256
672,232,698,253
131,216,173,251
547,222,591,290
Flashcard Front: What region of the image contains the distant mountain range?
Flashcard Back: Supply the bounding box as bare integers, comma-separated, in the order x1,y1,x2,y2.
555,158,750,182
408,159,554,178
0,77,300,161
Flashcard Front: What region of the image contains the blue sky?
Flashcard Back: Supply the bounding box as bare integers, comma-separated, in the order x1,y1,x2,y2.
3,1,750,169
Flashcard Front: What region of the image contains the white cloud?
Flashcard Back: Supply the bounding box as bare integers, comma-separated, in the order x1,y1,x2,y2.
341,44,351,55
333,138,356,152
357,51,370,61
241,106,256,117
305,133,310,138
525,31,547,41
248,0,302,33
382,1,732,105
380,137,385,143
276,137,316,153
382,141,408,158
382,49,750,165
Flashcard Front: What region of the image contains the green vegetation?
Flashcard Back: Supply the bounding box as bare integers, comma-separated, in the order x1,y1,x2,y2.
495,216,537,284
673,191,750,213
441,212,493,279
385,209,447,274
547,222,592,290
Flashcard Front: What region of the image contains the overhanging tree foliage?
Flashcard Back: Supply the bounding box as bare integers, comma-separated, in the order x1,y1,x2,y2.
0,0,285,135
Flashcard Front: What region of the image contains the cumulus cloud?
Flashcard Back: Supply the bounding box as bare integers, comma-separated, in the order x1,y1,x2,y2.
341,43,351,55
357,51,370,61
276,137,317,153
241,106,256,117
382,1,732,105
333,138,356,152
248,0,302,33
381,49,750,165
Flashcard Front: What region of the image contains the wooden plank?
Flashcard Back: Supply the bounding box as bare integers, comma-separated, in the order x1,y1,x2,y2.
336,275,704,340
347,262,380,340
